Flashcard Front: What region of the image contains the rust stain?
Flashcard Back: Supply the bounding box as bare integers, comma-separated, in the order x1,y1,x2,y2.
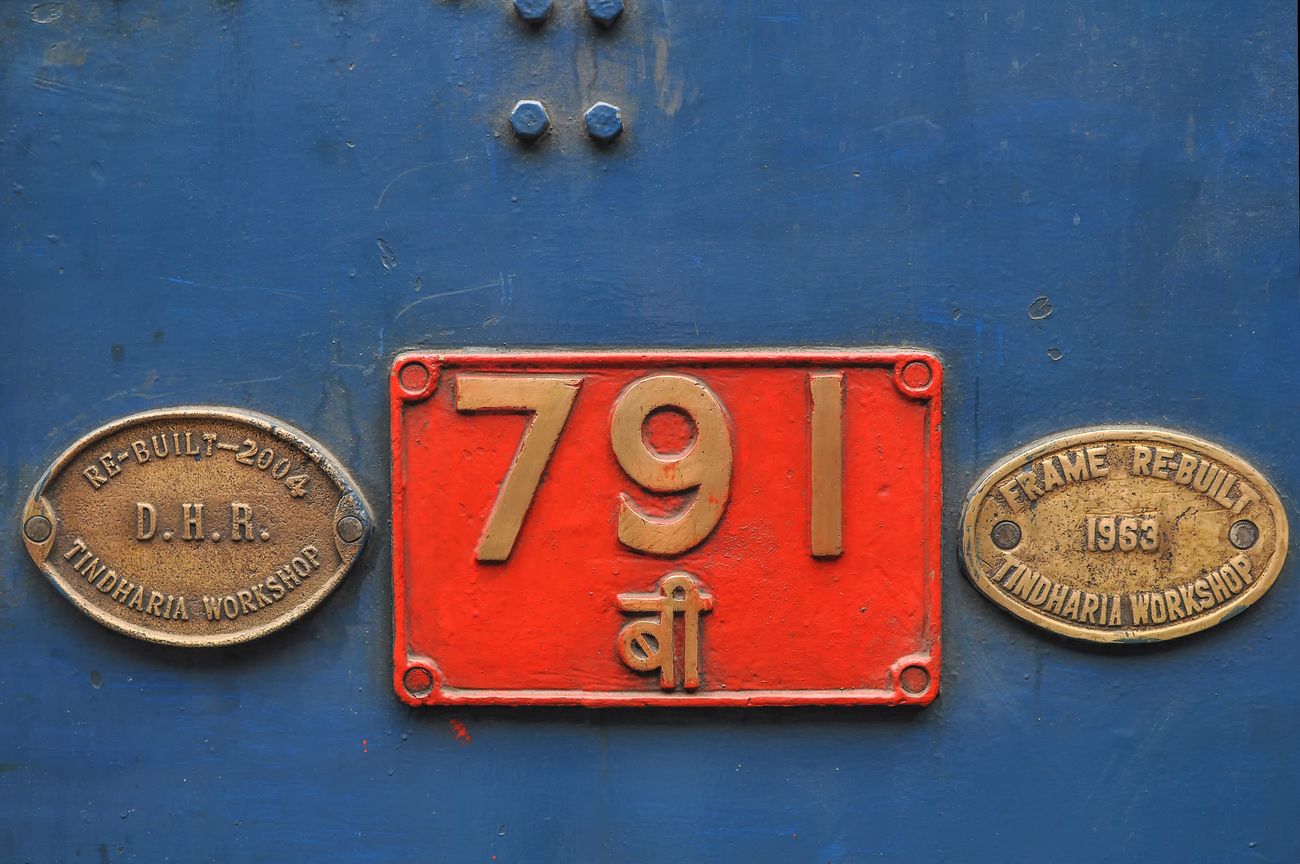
653,36,683,116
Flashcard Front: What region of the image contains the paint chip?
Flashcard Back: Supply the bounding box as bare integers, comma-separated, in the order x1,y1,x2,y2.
377,238,398,270
31,3,62,24
449,718,472,745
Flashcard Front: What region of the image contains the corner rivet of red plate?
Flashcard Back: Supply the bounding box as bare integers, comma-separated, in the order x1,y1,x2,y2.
899,665,930,695
398,360,431,394
901,360,932,392
403,662,434,696
403,666,434,697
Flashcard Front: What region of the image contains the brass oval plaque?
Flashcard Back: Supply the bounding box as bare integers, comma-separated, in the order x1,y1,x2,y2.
960,427,1288,643
21,407,371,647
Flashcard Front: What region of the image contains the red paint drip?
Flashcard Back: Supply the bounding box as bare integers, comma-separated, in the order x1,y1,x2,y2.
362,738,367,753
449,719,472,745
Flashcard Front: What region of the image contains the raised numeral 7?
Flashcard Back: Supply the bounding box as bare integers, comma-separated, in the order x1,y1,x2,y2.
456,374,583,561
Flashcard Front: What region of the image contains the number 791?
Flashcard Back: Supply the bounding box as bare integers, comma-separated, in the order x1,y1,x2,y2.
455,372,846,561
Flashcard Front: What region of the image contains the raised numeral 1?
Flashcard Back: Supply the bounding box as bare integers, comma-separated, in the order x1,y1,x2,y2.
456,374,583,562
809,372,844,557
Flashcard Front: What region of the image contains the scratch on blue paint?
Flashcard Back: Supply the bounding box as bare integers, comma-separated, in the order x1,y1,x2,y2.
394,275,505,320
813,152,873,171
220,375,284,387
915,306,958,328
373,156,472,210
913,303,1007,367
159,275,302,298
757,14,799,23
484,140,497,184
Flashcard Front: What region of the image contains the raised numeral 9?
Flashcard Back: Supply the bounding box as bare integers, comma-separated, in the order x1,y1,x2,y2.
610,374,734,555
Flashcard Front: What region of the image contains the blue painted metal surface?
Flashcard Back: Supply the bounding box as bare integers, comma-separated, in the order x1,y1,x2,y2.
1,1,1297,861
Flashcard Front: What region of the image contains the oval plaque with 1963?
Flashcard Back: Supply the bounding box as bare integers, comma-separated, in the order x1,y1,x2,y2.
960,427,1288,643
21,407,371,647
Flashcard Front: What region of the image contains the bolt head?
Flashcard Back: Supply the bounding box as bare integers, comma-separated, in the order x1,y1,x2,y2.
991,520,1022,550
585,0,624,26
584,101,624,143
337,515,365,544
24,514,52,543
1229,519,1259,550
509,100,550,142
513,0,552,24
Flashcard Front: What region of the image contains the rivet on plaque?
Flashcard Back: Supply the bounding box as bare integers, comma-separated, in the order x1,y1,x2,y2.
21,407,371,647
959,427,1288,643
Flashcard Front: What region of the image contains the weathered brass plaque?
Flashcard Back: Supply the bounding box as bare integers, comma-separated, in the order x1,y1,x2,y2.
960,427,1288,643
21,408,371,646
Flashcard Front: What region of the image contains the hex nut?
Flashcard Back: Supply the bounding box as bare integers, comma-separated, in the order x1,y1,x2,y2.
509,100,551,142
583,101,624,143
585,0,624,26
513,0,552,24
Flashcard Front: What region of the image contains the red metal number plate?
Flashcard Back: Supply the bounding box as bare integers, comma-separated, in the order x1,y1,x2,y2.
391,351,942,706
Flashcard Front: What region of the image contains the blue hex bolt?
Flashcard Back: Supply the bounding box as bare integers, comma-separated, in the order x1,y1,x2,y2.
509,99,551,142
584,101,624,143
513,0,552,25
585,0,624,26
